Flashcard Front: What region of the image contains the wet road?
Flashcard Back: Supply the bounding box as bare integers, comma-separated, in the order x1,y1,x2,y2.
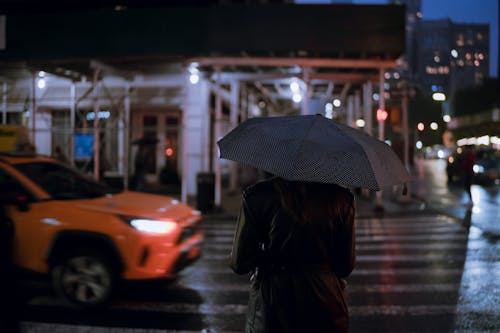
13,158,500,332
412,157,500,236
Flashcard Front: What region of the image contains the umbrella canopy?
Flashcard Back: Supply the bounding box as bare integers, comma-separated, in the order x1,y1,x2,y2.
217,115,410,191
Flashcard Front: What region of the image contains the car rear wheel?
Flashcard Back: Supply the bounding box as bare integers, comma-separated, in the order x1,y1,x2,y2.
51,250,115,308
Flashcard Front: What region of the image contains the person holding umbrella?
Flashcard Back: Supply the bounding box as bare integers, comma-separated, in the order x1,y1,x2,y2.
232,177,355,332
218,115,409,332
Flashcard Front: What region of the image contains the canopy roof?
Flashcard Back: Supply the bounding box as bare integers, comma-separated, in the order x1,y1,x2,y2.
0,3,405,113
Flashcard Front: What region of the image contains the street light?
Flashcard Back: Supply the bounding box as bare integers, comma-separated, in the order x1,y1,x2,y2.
432,92,446,101
355,118,366,128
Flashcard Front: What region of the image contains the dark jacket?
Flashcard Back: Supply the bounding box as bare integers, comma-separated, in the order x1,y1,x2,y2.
230,178,356,333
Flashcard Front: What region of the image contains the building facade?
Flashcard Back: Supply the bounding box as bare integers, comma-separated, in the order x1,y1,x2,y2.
415,19,489,102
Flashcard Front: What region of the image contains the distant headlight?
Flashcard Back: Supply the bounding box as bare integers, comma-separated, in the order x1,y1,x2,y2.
120,216,178,234
473,164,485,174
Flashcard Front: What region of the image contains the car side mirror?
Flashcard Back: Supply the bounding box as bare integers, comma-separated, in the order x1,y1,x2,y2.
13,194,30,212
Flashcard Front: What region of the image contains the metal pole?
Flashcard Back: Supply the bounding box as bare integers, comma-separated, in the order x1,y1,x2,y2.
123,83,131,190
400,86,411,201
376,68,386,210
2,82,7,124
31,73,36,145
347,95,354,127
181,71,189,204
70,82,76,165
378,68,386,142
354,90,361,124
301,67,310,115
92,70,101,181
229,81,239,193
402,89,410,170
214,68,222,208
363,81,373,135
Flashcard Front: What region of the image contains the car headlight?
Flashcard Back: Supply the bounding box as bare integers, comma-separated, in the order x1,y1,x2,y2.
121,216,178,234
473,164,485,174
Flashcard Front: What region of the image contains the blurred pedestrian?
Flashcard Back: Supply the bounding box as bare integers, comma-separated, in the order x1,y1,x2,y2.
460,145,475,204
134,142,149,191
230,177,356,333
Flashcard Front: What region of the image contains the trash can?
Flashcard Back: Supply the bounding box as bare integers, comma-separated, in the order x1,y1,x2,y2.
196,172,215,212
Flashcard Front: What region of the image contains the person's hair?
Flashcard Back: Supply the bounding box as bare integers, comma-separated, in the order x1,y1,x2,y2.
274,178,354,227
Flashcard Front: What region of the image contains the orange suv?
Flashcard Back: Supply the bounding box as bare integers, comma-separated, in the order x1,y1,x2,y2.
0,153,203,308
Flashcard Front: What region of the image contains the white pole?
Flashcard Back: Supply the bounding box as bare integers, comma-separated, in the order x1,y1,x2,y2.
214,68,222,208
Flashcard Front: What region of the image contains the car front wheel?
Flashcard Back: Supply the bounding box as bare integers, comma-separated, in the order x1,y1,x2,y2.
51,250,115,308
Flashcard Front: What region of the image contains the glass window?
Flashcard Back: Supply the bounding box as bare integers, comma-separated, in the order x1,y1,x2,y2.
13,162,117,200
0,167,34,203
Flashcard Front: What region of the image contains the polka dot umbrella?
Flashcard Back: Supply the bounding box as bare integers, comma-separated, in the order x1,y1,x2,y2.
217,114,409,191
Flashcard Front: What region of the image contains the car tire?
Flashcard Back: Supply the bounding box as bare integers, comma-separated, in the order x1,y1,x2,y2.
51,249,116,309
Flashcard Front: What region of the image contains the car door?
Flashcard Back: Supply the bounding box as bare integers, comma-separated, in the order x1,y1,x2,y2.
0,165,59,273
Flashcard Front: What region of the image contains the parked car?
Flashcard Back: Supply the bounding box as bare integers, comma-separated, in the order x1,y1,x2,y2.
473,148,500,185
446,147,500,186
0,153,203,308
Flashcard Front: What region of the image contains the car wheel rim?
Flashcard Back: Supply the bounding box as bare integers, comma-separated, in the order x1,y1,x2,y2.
61,256,111,304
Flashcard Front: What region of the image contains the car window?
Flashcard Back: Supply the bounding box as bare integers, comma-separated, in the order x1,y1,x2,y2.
13,162,116,200
0,167,34,204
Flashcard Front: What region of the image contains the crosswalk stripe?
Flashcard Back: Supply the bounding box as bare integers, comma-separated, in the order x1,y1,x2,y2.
24,300,499,317
27,282,463,298
202,227,464,237
181,267,464,276
204,242,472,251
205,233,468,243
355,215,456,223
356,234,468,241
21,322,241,333
200,253,468,262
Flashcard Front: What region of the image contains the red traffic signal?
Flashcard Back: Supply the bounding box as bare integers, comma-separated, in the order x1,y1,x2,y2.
376,108,388,121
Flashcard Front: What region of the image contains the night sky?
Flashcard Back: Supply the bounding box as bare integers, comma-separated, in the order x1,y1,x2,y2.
298,0,498,78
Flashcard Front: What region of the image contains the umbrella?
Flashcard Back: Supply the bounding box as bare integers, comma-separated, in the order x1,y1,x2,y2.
217,115,410,191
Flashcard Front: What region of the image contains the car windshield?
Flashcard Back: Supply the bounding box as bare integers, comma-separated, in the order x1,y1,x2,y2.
14,161,119,199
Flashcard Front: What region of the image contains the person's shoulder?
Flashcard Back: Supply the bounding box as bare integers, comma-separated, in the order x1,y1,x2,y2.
243,178,278,199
